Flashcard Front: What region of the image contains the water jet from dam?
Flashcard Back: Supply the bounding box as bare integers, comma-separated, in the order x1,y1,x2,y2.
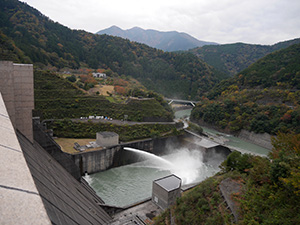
85,147,225,207
124,147,174,169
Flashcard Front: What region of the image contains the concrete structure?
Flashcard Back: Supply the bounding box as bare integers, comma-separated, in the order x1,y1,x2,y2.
0,61,112,224
152,174,182,210
96,131,119,147
73,146,121,174
0,93,51,225
220,178,242,223
0,61,34,142
238,129,273,150
18,131,112,224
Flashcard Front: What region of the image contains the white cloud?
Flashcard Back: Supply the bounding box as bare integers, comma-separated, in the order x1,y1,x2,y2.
22,0,300,45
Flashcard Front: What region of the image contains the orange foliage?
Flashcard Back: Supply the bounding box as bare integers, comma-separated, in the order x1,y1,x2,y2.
78,68,93,74
80,75,97,84
114,86,126,95
96,68,105,73
114,78,129,87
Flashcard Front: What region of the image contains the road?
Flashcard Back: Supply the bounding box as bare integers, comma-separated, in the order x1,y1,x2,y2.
71,118,176,126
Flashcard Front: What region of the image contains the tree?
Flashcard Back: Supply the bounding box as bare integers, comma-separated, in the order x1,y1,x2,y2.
270,132,300,194
67,75,76,82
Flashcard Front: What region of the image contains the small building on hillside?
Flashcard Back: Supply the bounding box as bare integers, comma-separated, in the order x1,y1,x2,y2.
92,72,106,78
152,174,182,210
96,132,119,147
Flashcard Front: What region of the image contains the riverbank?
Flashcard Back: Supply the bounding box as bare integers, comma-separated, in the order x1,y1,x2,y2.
190,118,273,151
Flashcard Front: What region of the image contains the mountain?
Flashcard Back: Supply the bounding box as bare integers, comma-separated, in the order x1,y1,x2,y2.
189,38,300,76
0,0,226,100
97,26,217,52
191,43,300,134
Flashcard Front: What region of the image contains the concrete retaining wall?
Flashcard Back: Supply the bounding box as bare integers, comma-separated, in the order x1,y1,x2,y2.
238,130,273,150
191,119,274,150
72,146,121,174
72,139,155,175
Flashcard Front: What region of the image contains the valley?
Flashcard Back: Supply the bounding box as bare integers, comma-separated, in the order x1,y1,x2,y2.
1,0,300,224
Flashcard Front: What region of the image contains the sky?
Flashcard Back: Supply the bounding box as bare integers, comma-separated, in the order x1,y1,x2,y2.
22,0,300,45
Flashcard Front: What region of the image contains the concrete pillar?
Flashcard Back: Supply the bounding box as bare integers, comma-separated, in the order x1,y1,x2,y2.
0,61,34,142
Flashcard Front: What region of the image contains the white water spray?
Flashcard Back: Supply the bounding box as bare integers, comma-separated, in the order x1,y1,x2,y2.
124,147,208,184
124,147,174,168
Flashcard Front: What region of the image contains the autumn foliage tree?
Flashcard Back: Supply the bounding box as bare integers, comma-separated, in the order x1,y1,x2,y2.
270,132,300,195
114,85,126,95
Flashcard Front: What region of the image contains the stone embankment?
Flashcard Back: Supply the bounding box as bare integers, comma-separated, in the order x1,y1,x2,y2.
237,130,273,150
191,119,273,150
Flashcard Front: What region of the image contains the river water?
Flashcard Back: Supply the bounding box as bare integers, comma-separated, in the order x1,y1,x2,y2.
85,109,271,207
85,147,224,207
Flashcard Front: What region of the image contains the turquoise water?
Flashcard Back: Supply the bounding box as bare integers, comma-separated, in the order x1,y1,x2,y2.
175,108,271,156
201,126,270,156
174,108,192,119
85,164,170,207
85,148,224,207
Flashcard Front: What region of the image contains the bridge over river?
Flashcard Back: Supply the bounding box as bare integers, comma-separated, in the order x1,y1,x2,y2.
164,98,198,107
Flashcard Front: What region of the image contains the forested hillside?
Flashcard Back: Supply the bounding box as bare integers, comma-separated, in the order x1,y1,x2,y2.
0,0,225,99
189,38,300,76
191,44,300,134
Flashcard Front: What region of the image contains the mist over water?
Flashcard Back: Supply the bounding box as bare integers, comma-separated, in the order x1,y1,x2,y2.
126,147,207,184
85,147,225,207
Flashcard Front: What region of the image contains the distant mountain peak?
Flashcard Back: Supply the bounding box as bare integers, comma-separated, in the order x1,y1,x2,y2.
97,26,218,52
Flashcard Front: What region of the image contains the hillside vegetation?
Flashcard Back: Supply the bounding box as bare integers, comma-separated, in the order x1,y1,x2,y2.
189,39,300,76
34,70,173,122
48,120,177,142
191,44,300,134
155,133,300,224
0,0,226,99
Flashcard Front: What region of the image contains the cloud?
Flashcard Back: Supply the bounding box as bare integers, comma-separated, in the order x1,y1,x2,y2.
23,0,300,45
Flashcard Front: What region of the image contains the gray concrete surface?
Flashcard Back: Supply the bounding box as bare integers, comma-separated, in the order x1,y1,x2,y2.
0,61,34,142
110,200,162,225
0,93,51,225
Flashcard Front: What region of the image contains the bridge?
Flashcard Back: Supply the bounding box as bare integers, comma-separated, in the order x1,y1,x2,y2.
164,98,198,107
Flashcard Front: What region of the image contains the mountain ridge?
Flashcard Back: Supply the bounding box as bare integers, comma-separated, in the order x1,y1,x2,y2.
0,0,224,99
189,38,300,76
97,25,218,52
191,43,300,134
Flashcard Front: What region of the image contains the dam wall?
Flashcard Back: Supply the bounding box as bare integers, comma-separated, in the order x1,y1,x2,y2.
71,146,121,175
71,138,156,175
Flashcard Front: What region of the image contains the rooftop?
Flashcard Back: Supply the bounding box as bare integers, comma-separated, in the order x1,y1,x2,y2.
154,174,181,192
97,131,119,138
196,137,220,148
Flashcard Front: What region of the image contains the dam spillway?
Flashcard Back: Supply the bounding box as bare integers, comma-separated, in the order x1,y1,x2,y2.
84,147,227,207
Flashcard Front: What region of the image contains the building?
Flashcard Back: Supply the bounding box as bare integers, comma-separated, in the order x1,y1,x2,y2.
92,72,106,78
96,131,119,147
152,174,182,210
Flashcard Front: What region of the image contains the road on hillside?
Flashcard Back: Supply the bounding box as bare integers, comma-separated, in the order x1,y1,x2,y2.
71,118,176,126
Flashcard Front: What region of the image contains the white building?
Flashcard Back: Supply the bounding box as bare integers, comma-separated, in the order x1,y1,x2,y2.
92,72,106,78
